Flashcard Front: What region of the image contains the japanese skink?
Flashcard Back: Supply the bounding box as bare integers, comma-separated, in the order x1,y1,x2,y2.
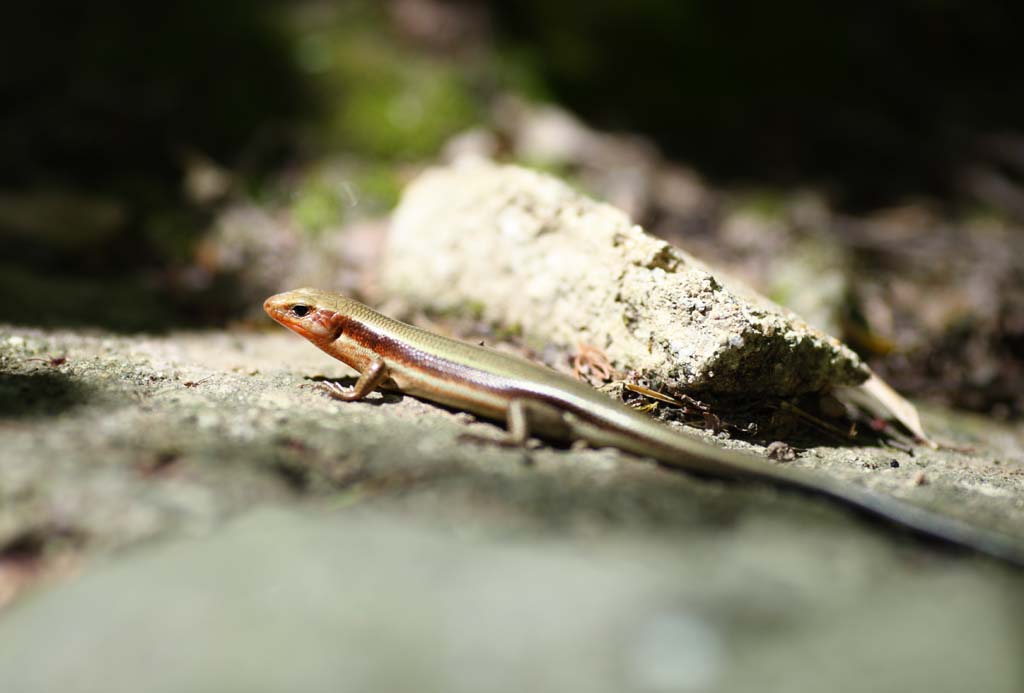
265,288,1024,565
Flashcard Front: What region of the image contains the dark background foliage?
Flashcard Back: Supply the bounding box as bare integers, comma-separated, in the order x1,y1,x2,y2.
0,0,1021,415
493,1,1024,207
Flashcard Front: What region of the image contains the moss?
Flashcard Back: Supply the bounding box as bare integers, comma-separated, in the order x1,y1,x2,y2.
291,174,348,235
493,322,524,340
315,30,482,160
351,164,403,211
423,300,488,323
289,162,403,235
730,188,789,219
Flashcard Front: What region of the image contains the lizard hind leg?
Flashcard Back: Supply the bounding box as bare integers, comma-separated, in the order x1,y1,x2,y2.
457,398,573,453
506,398,574,445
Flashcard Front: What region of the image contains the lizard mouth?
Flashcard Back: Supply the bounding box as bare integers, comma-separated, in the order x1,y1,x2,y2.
272,314,316,340
263,294,337,343
263,295,309,336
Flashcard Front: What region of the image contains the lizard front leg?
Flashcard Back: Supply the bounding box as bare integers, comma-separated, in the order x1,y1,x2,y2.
319,357,387,402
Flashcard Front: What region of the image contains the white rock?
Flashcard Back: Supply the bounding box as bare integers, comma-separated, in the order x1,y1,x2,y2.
384,161,866,396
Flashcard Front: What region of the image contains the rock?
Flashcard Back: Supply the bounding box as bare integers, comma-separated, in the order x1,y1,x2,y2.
200,204,387,319
1,324,1023,692
384,161,867,396
0,509,1020,693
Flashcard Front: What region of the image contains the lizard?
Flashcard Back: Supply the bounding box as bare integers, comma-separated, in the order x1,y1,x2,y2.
264,287,1024,566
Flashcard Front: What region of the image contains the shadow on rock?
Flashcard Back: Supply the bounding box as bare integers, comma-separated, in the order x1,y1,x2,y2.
0,372,93,418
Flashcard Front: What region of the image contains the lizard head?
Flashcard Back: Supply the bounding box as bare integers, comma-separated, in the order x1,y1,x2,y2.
264,288,347,345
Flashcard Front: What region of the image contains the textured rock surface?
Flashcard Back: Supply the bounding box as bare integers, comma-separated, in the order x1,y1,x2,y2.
1,323,1023,691
384,161,868,396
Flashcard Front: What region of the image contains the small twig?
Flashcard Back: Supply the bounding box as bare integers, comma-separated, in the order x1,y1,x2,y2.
623,382,684,406
778,401,857,443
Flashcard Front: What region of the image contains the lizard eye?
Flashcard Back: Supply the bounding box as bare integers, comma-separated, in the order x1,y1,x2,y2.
290,304,310,317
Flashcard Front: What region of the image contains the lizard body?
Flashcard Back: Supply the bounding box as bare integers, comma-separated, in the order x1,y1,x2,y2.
265,288,1024,565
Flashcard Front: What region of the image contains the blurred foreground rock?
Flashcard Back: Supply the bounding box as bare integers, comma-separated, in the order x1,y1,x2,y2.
1,509,1021,693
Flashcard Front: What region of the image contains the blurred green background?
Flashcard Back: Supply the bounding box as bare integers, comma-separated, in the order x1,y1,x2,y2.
2,0,1022,415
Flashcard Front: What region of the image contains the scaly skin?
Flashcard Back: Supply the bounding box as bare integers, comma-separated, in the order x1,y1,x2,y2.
265,288,1024,566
